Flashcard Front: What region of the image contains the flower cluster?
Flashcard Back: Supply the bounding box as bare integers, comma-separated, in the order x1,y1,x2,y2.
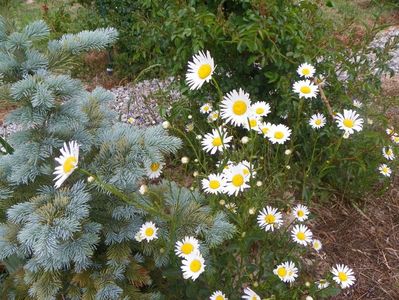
175,236,206,281
378,127,398,177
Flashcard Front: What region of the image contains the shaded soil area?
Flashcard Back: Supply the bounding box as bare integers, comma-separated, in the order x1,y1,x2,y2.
314,179,399,299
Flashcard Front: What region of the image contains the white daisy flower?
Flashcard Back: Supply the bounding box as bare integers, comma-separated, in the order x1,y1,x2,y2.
134,231,144,242
353,99,363,108
237,160,255,179
175,236,200,258
382,147,395,160
251,101,271,117
186,50,215,90
257,206,283,232
309,113,326,129
293,80,319,99
274,261,299,283
201,173,226,194
200,103,213,114
267,124,292,144
335,109,363,135
378,164,391,177
293,204,310,221
181,252,206,281
257,122,273,137
297,63,316,78
291,224,313,246
241,287,260,300
223,165,250,196
208,110,220,122
145,160,164,179
243,114,262,131
53,141,79,189
225,202,238,213
139,221,158,242
391,134,399,144
312,239,322,252
201,127,232,154
386,127,395,136
220,88,252,126
316,279,330,289
331,264,356,289
210,291,228,300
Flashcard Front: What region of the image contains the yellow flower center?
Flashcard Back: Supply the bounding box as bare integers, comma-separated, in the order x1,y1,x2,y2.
249,119,257,128
300,86,311,94
265,214,275,224
63,156,77,173
387,149,392,155
203,106,209,111
251,297,257,300
261,127,269,134
212,137,222,147
313,241,320,249
382,167,389,173
209,180,220,190
277,267,287,277
394,137,399,142
302,68,310,75
297,210,304,217
297,232,306,241
232,100,247,115
215,296,224,300
256,107,264,115
189,259,202,272
343,119,354,128
315,119,322,125
181,243,194,255
198,64,212,79
145,227,154,237
274,131,284,139
338,272,348,282
150,162,160,172
232,174,244,187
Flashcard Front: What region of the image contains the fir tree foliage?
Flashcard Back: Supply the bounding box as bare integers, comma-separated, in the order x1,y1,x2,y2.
0,18,234,299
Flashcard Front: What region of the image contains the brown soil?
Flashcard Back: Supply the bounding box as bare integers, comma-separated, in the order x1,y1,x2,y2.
314,179,399,299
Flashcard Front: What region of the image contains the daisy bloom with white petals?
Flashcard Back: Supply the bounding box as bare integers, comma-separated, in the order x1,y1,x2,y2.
331,264,356,289
309,113,326,129
297,63,316,78
201,173,226,194
175,236,200,258
274,261,298,283
257,122,273,137
138,221,158,242
291,224,313,246
145,160,164,179
186,50,215,90
386,127,395,136
267,124,292,144
241,287,260,300
391,134,399,144
238,160,255,178
223,165,250,196
382,147,395,160
293,80,319,99
181,252,206,281
220,88,252,126
378,164,391,177
316,279,330,289
200,103,213,114
293,204,310,221
257,206,283,232
244,114,262,131
251,101,271,117
54,141,79,188
208,110,220,122
201,127,232,154
210,291,228,300
312,239,322,252
335,109,363,135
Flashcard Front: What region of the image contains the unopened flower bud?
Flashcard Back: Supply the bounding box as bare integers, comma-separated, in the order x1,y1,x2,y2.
248,207,256,215
219,199,226,206
241,136,249,144
181,156,189,164
139,184,148,195
193,171,199,177
87,176,95,183
285,149,292,155
162,121,170,129
256,181,262,187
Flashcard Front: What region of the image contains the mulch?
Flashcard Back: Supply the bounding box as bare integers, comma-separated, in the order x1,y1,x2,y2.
313,177,399,299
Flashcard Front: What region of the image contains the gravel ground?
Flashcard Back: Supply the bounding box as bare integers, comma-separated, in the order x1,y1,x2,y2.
370,25,399,74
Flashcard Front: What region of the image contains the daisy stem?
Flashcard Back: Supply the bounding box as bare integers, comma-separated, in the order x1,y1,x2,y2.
318,85,334,119
78,168,170,220
211,77,224,102
170,127,207,173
